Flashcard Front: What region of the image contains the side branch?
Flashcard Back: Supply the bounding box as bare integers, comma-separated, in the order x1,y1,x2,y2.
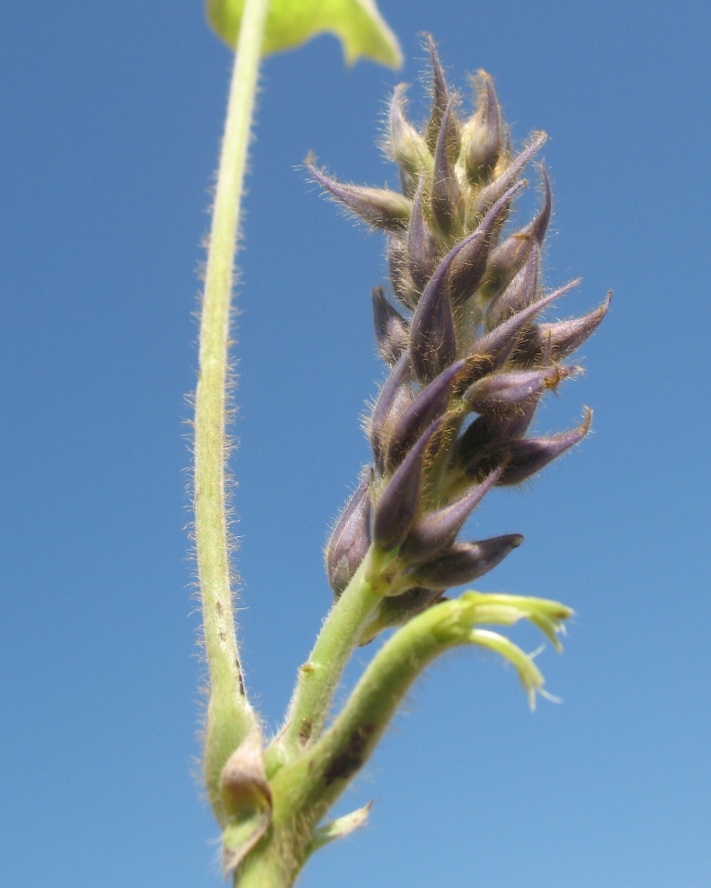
273,593,571,824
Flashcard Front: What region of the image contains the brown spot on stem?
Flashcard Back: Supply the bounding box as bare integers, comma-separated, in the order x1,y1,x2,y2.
323,724,375,785
299,720,313,743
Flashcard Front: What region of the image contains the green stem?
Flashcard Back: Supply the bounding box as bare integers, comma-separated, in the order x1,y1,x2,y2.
272,597,468,825
194,0,270,819
268,550,388,770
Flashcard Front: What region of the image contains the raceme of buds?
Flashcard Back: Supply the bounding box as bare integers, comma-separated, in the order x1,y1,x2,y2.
320,39,608,634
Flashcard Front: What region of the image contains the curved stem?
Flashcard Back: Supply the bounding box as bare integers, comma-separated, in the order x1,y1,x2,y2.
271,592,570,827
194,0,270,819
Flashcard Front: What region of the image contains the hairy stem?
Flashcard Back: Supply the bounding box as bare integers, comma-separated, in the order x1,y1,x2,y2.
272,597,470,826
268,550,389,770
194,0,270,819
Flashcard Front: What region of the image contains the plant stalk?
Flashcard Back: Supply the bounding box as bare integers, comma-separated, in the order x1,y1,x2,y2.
194,0,270,818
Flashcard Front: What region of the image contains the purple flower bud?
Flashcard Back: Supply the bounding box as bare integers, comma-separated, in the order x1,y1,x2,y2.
447,182,524,308
486,241,540,331
307,161,411,231
408,534,524,589
497,409,592,486
425,36,460,156
484,170,550,298
373,418,444,552
388,84,430,198
472,277,580,372
386,233,418,310
325,472,373,598
372,287,410,367
465,365,579,416
409,252,459,385
457,401,541,478
400,468,502,564
522,167,552,246
407,175,438,292
517,292,612,365
464,71,503,182
385,359,466,469
369,352,412,471
485,234,532,296
431,98,463,236
473,132,547,220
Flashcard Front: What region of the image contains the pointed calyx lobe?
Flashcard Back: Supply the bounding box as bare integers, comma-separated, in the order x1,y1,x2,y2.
315,38,608,638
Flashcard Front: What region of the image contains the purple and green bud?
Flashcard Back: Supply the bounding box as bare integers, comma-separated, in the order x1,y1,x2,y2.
472,277,581,373
409,247,459,384
372,417,444,552
407,534,524,589
486,240,540,330
388,84,431,197
431,98,463,236
399,468,501,565
497,409,592,486
425,37,460,158
372,286,409,366
368,352,412,472
325,471,373,598
514,292,612,365
447,182,525,308
407,176,438,293
385,359,465,470
463,71,503,183
465,364,579,417
307,161,411,231
473,132,546,220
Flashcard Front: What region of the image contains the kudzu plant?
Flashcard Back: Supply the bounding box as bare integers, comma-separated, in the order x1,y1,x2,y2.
194,1,608,885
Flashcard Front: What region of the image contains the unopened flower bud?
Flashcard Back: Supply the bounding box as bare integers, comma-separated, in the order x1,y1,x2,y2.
431,97,463,236
498,408,592,486
473,132,546,220
308,161,411,231
425,36,460,157
325,472,373,597
368,352,412,470
385,359,465,469
408,534,524,589
372,286,409,366
486,240,540,330
447,182,524,308
465,364,577,417
472,277,580,372
515,292,612,365
522,167,552,246
406,175,438,294
463,71,503,182
409,261,458,385
388,84,431,197
400,468,501,564
373,418,444,552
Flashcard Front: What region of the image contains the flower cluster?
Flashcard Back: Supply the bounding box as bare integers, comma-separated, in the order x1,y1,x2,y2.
319,39,608,641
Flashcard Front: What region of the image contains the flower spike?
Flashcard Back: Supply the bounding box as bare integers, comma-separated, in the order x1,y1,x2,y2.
311,43,606,663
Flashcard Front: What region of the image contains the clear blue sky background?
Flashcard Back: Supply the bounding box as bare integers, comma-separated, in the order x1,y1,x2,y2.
2,1,710,886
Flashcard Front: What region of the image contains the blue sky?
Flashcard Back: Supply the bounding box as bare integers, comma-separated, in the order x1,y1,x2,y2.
1,1,710,886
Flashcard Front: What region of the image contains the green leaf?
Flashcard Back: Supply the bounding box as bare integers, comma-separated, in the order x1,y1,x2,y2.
206,0,403,68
